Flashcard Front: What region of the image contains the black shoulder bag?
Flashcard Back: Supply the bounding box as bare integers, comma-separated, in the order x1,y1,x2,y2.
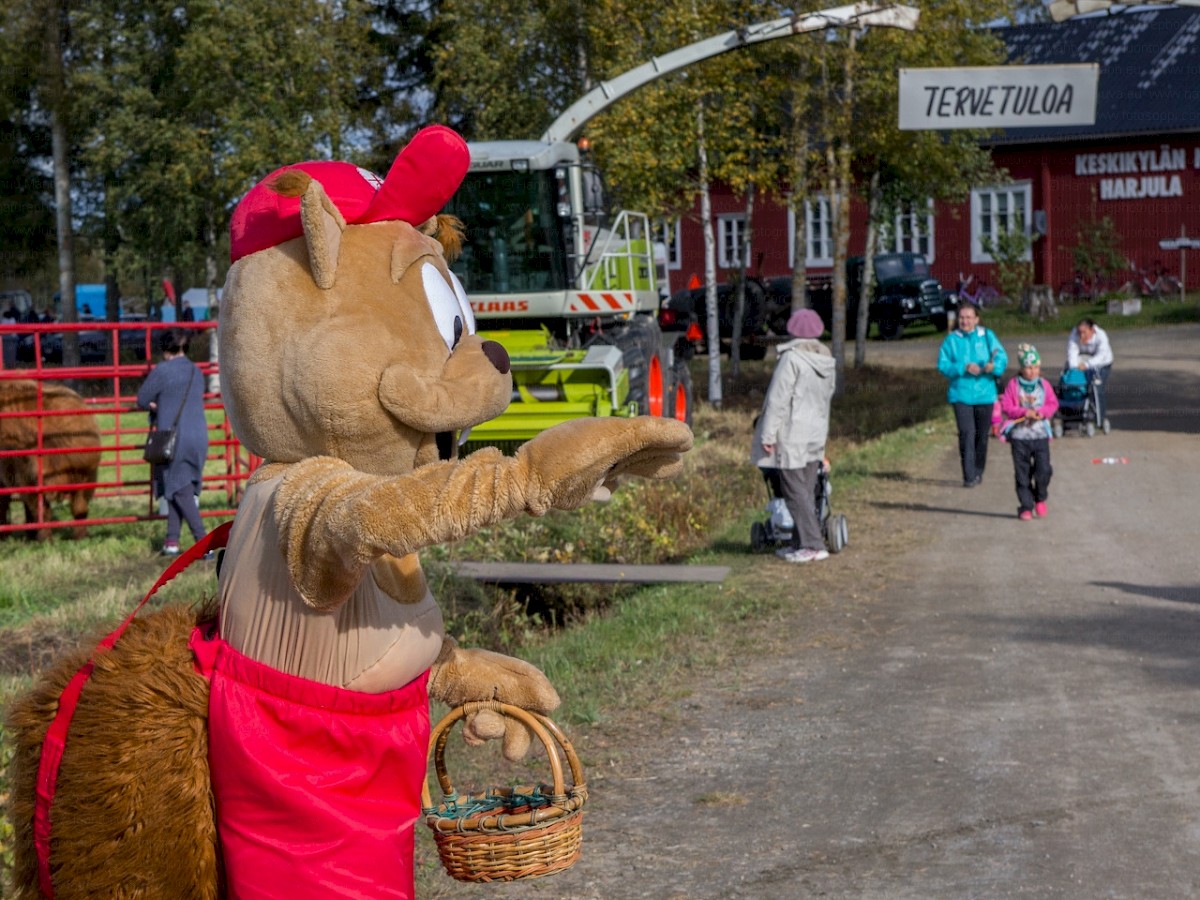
143,365,195,465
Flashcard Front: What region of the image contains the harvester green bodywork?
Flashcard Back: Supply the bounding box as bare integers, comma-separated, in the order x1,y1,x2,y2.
465,328,632,452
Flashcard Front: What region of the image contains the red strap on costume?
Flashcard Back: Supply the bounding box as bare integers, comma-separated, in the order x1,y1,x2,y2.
34,523,233,899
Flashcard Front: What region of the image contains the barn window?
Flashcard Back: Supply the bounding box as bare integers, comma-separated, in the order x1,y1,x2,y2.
652,217,682,270
884,198,935,260
786,196,834,268
717,214,749,269
971,184,1032,264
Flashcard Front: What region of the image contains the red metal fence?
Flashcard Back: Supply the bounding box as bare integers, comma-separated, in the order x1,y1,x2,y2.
0,320,258,537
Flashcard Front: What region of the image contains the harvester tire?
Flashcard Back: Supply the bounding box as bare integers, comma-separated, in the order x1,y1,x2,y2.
668,357,693,426
592,316,664,417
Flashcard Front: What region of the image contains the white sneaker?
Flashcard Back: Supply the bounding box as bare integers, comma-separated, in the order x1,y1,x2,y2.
783,548,819,564
810,548,830,561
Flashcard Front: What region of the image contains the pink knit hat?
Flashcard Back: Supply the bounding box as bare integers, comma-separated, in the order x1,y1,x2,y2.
786,309,825,339
229,125,469,263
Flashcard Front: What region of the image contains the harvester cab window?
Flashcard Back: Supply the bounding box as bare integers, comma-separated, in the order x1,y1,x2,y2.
447,170,569,295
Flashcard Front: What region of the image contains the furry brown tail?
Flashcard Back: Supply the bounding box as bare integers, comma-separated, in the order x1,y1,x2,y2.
4,604,220,899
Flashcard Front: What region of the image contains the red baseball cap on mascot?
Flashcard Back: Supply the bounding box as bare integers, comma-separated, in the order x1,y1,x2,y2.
229,124,469,263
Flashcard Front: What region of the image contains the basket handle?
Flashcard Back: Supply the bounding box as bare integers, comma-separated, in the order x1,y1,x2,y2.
530,710,585,793
421,701,577,810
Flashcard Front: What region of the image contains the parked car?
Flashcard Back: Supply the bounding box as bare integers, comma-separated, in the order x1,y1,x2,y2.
16,318,155,365
850,252,949,339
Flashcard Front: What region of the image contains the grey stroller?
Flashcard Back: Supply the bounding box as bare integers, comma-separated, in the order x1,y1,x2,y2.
750,466,848,554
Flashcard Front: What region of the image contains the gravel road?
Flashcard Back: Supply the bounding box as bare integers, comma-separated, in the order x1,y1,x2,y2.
429,322,1200,900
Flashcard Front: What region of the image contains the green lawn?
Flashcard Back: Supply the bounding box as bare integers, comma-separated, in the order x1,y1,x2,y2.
976,291,1198,337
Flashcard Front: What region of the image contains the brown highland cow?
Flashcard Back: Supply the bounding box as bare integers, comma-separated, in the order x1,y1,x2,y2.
0,379,101,539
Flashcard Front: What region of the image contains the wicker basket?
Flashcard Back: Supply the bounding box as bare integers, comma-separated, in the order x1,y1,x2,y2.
421,700,587,883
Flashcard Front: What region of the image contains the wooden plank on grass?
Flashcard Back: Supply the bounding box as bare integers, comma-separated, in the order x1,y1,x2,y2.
451,562,730,585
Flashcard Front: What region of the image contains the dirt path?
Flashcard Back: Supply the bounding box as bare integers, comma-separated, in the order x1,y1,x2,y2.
428,323,1200,899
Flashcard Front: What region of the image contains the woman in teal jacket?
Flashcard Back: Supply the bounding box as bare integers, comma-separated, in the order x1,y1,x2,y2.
937,301,1007,487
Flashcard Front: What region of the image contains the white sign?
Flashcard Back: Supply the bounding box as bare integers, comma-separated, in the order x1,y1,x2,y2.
899,65,1098,130
1074,145,1193,201
1160,237,1200,250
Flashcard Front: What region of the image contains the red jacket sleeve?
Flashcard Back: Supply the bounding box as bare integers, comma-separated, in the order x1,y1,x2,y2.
998,379,1024,421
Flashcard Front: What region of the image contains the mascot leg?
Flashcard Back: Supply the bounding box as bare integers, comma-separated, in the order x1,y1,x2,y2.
4,604,220,900
193,629,430,900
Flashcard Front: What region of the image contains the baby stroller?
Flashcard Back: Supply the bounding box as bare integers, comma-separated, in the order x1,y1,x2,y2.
750,466,848,554
1053,367,1110,437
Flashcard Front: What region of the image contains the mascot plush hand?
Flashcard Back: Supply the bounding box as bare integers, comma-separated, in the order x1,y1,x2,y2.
5,125,692,900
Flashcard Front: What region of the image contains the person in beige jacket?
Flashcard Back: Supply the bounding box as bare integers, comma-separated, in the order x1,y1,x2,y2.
751,308,837,564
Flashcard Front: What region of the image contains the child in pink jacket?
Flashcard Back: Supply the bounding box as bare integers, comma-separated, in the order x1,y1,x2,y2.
999,344,1060,520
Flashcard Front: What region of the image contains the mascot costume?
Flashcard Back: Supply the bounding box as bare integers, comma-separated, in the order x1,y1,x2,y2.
5,124,692,899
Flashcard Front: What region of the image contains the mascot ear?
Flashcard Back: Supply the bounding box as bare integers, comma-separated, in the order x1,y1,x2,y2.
299,178,347,289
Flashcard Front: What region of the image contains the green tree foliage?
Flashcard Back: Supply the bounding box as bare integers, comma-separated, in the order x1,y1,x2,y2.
430,0,592,140
983,223,1035,303
585,1,793,221
832,0,1010,365
56,0,378,311
0,5,58,288
851,0,1009,206
1,0,91,353
1067,211,1125,287
356,0,442,173
4,0,1064,352
580,0,796,403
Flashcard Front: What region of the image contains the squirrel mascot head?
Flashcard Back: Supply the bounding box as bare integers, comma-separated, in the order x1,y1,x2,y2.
220,124,511,474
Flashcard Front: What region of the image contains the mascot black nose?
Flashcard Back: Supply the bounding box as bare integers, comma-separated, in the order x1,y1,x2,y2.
481,340,510,375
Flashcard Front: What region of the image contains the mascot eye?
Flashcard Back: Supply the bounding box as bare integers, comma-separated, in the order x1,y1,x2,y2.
449,271,476,335
422,263,465,351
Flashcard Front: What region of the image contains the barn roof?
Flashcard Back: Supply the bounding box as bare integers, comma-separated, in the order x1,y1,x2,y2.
992,6,1200,144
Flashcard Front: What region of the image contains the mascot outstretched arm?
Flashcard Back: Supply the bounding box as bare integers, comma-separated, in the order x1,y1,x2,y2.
4,125,691,899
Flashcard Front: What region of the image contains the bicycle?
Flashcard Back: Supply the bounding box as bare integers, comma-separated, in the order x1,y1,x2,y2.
1124,261,1183,302
1057,271,1095,305
954,273,1003,308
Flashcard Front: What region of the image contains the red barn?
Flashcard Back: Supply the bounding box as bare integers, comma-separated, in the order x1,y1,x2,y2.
665,7,1200,304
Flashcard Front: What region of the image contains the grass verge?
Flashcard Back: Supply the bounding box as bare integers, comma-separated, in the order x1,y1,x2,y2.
975,293,1198,337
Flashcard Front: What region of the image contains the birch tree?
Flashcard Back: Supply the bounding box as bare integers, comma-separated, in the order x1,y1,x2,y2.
846,0,1008,365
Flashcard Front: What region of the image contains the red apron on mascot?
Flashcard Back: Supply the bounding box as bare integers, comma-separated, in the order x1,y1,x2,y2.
33,529,431,900
191,627,429,899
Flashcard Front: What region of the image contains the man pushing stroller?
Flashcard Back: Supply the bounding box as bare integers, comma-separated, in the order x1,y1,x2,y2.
750,309,836,564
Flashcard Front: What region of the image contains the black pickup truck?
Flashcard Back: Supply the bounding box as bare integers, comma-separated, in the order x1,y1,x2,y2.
766,252,949,340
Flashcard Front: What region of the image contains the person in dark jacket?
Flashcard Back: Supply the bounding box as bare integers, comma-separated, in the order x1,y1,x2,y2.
137,329,209,555
937,301,1008,488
